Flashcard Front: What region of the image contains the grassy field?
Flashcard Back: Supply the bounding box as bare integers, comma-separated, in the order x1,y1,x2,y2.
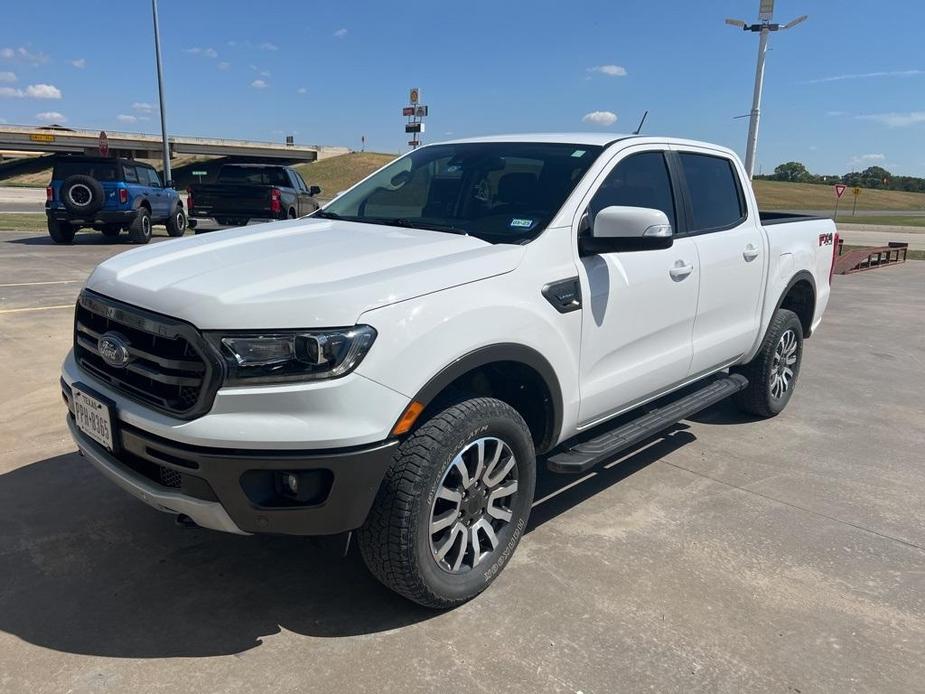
0,213,45,232
752,179,925,211
835,215,925,228
295,152,394,198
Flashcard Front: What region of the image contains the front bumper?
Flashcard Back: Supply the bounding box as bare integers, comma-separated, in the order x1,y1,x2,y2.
63,379,399,536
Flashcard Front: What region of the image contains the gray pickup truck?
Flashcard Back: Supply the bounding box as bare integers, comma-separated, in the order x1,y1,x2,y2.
186,163,321,228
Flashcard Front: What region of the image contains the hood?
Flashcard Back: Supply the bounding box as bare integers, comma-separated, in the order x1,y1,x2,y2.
85,218,524,329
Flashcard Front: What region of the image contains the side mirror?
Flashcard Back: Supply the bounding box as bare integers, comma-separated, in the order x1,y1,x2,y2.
309,185,322,196
580,206,673,255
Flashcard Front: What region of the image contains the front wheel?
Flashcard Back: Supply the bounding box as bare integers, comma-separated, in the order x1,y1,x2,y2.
358,397,535,609
733,308,804,418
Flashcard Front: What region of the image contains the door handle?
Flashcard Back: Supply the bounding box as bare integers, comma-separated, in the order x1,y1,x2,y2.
743,244,760,261
669,261,694,281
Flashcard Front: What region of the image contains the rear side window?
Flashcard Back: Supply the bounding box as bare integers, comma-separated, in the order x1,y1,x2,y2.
678,153,745,232
588,151,677,231
123,165,138,183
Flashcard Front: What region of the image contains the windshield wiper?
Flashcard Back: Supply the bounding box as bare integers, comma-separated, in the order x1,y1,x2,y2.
370,217,469,235
313,209,342,219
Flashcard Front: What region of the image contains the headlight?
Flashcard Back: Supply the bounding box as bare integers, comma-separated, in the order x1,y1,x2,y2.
205,326,377,385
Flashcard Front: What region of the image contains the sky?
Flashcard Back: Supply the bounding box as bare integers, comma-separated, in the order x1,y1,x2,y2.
1,0,923,176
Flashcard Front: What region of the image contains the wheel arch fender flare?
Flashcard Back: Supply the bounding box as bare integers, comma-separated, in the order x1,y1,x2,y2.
773,270,816,337
408,343,564,454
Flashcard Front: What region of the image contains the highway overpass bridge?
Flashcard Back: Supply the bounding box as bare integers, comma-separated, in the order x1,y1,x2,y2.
0,124,349,164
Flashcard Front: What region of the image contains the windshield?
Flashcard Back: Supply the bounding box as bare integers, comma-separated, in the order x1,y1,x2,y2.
318,142,603,243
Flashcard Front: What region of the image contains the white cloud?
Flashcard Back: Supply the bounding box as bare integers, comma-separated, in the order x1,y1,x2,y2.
117,114,137,123
296,86,307,94
0,83,62,99
826,110,848,117
848,153,886,168
0,71,15,83
132,101,154,112
250,79,268,89
184,47,218,58
856,112,925,128
259,42,278,51
587,64,627,77
1,47,50,65
36,111,65,123
25,83,61,99
803,69,924,84
582,110,618,126
218,61,231,70
259,70,271,77
70,58,86,69
333,28,348,38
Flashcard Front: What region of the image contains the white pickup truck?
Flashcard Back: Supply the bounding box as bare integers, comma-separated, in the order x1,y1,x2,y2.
62,133,838,607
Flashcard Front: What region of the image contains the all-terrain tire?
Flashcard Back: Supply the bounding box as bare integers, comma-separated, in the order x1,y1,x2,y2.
358,397,536,609
60,175,105,215
732,308,804,418
47,218,76,244
128,207,153,244
165,206,187,237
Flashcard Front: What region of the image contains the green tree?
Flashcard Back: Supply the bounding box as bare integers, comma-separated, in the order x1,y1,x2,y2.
773,161,811,182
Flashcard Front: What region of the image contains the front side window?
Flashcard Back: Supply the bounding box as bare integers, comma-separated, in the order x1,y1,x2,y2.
678,153,745,232
587,151,676,231
318,142,603,243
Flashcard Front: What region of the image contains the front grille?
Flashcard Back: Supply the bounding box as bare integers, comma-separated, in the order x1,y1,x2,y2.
74,291,223,418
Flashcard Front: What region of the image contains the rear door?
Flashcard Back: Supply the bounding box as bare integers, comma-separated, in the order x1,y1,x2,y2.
576,146,700,426
672,147,766,375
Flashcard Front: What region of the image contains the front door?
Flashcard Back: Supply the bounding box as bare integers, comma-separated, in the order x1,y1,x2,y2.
576,149,700,426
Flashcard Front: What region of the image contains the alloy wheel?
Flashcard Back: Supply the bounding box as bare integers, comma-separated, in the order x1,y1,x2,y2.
770,329,798,399
428,436,519,573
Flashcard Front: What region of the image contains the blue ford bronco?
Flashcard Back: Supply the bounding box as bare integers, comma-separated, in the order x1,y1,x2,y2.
45,156,187,244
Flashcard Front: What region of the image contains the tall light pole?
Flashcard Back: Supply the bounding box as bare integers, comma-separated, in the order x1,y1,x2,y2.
726,1,807,179
151,0,171,186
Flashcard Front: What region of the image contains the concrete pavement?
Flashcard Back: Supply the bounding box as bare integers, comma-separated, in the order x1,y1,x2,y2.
0,225,923,693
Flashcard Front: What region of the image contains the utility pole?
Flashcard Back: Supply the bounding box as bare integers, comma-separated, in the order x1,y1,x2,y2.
151,0,172,186
726,1,807,179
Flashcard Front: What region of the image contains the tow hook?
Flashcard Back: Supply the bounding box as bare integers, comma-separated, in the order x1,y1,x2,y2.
175,514,198,529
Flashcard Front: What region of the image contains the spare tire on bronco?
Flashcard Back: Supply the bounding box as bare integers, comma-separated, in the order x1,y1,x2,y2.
60,175,105,216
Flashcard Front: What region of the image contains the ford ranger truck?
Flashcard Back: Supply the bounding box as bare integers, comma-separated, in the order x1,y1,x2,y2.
61,134,837,608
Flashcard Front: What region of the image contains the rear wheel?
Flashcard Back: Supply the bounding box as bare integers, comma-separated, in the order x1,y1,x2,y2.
47,218,76,244
128,208,152,244
165,206,187,237
358,397,535,608
733,308,804,418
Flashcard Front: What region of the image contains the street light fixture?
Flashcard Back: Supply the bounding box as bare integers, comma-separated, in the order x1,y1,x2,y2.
726,0,808,179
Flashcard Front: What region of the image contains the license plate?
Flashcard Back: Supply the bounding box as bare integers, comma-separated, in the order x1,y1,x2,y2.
73,385,116,452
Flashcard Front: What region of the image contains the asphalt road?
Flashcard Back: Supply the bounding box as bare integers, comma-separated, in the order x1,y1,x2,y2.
0,225,923,693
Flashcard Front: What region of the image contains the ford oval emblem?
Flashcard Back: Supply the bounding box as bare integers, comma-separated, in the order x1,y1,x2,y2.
98,332,131,368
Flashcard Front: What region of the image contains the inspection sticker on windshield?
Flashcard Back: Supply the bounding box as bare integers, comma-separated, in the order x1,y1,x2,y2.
571,149,587,157
510,218,534,229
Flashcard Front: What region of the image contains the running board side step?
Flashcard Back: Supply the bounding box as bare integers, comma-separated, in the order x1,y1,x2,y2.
547,374,749,474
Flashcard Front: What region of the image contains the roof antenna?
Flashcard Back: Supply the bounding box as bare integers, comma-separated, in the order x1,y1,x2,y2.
633,111,649,135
